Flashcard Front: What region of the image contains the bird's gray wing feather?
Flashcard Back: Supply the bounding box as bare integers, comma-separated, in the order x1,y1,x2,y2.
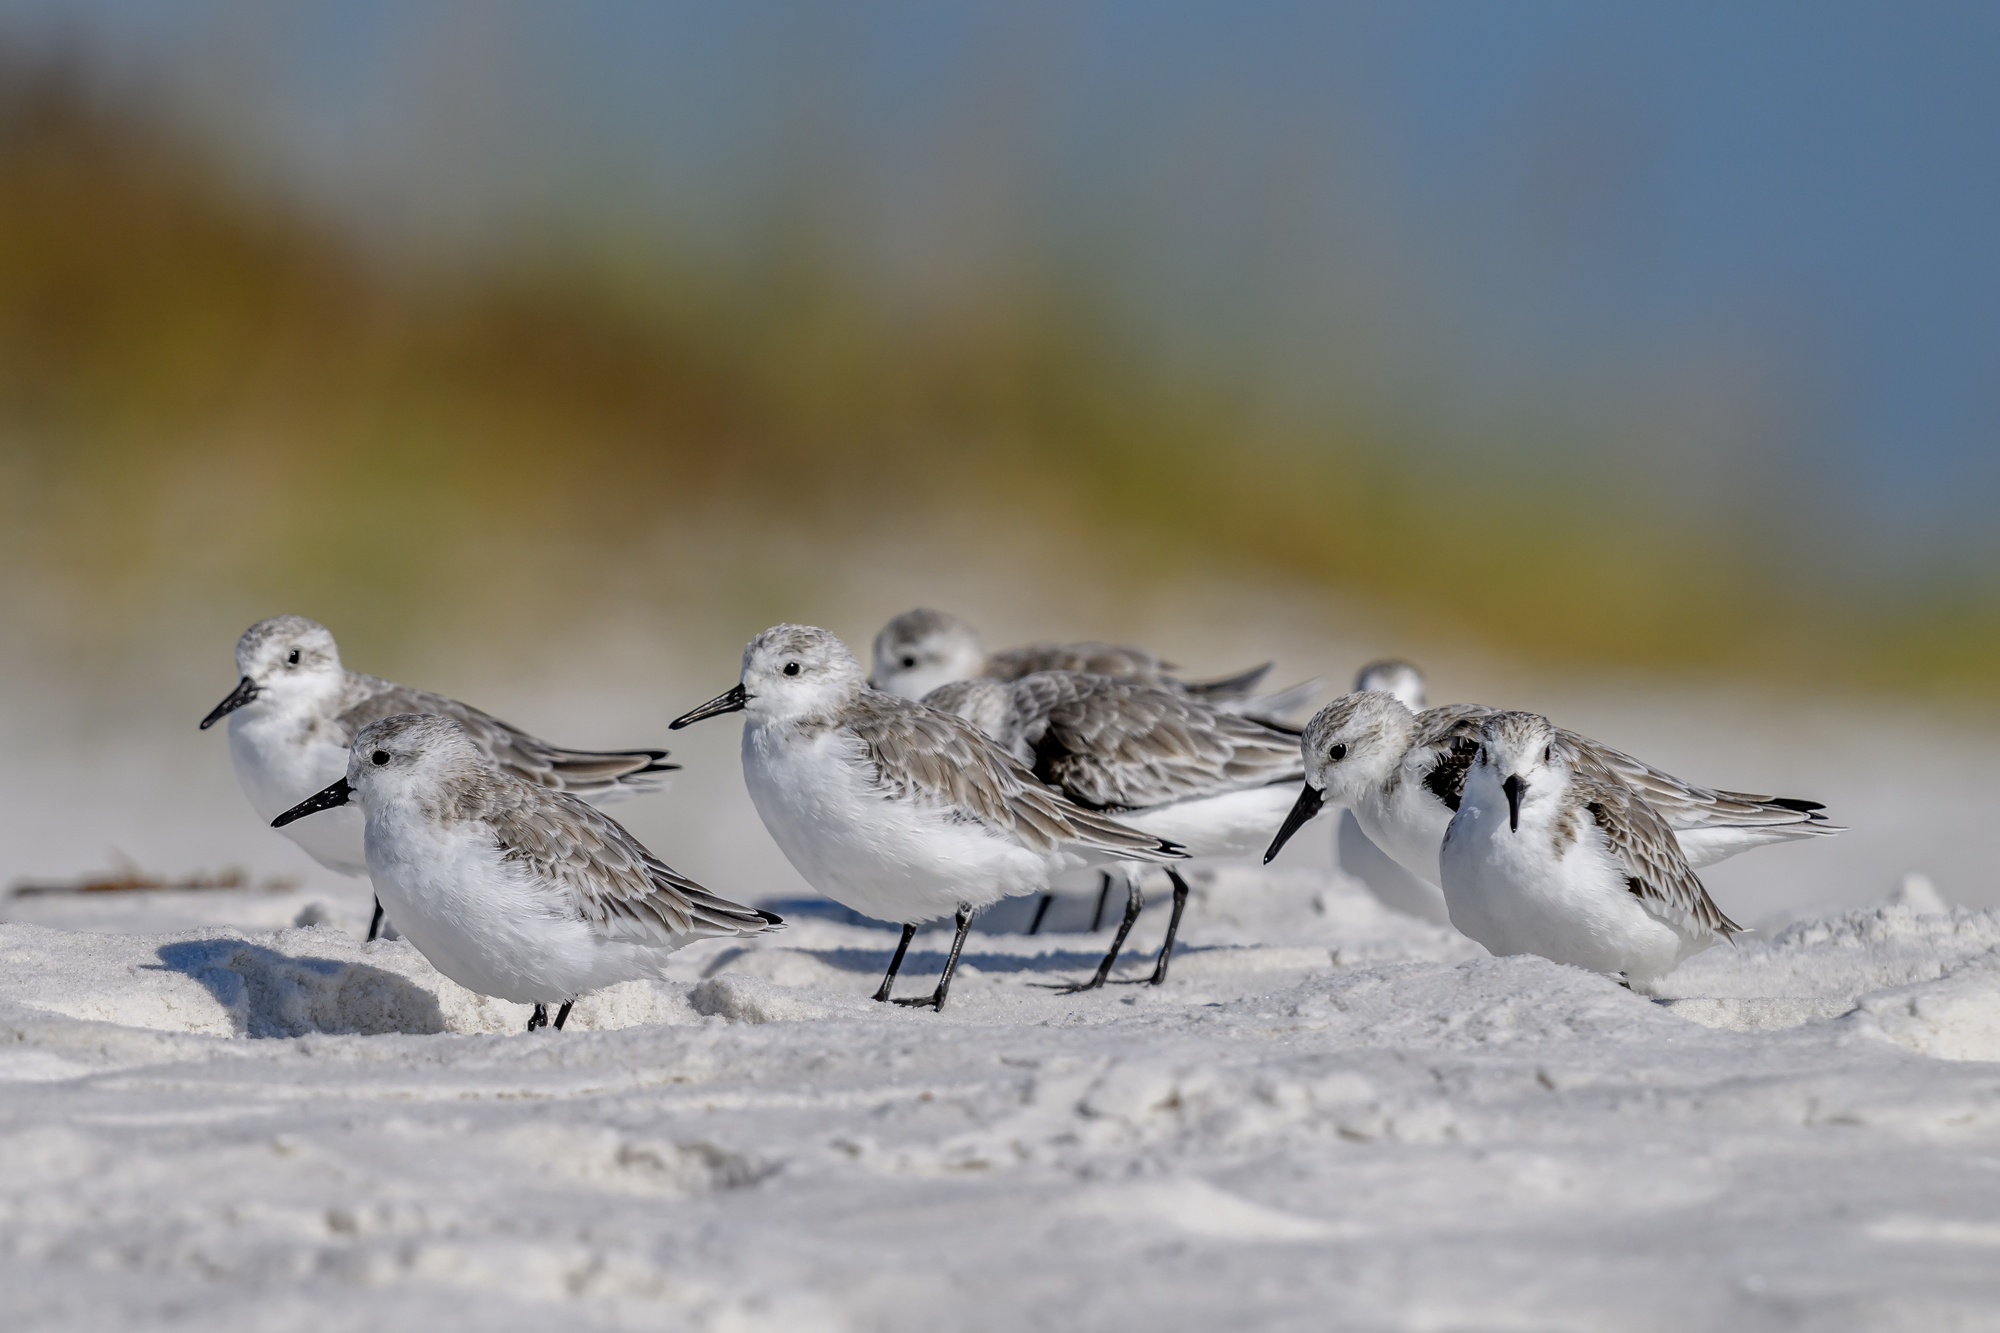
986,642,1279,705
845,692,1184,861
984,642,1172,685
482,783,778,945
1575,774,1741,938
337,676,672,797
1008,673,1303,811
1561,731,1837,835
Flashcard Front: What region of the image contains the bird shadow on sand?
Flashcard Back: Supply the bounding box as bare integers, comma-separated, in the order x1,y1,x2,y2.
151,939,446,1038
727,898,1181,988
699,938,1153,983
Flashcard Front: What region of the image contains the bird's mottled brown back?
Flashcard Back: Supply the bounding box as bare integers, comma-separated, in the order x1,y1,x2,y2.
1570,772,1741,939
984,642,1172,686
1010,673,1303,811
470,775,777,944
1410,704,1490,809
842,690,1183,861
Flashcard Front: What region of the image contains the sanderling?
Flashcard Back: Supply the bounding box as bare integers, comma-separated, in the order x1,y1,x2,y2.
1438,710,1741,990
868,608,1313,717
271,713,780,1031
670,625,1185,1011
926,670,1309,989
1353,659,1427,710
203,616,676,941
1265,690,1839,887
1335,661,1449,923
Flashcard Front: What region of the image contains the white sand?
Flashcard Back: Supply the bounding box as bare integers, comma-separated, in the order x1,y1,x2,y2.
4,863,2000,1330
6,581,2000,1328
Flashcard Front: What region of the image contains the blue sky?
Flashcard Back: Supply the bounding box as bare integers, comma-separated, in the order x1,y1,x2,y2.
6,0,1996,562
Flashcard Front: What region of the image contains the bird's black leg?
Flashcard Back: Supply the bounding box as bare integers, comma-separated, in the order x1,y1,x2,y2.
553,1001,573,1030
895,904,975,1011
1061,871,1143,994
527,1004,548,1032
1026,894,1054,936
873,923,919,1002
1089,872,1113,932
1143,867,1191,986
365,898,386,943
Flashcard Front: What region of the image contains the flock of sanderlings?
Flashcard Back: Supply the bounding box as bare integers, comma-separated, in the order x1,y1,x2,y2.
200,610,1839,1029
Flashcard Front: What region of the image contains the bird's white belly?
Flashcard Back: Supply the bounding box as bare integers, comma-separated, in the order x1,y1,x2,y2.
230,709,368,876
1137,783,1307,860
742,722,1062,924
1355,780,1454,889
1440,798,1695,988
1338,810,1451,924
1673,822,1799,870
363,810,632,1004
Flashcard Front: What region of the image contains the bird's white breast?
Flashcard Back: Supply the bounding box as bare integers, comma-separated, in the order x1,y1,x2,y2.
740,719,1060,923
362,799,631,1004
229,699,368,876
1440,769,1703,989
1353,760,1457,889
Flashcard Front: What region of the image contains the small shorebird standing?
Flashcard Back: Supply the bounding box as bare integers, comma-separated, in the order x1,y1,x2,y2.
925,671,1309,989
1264,690,1838,891
203,616,675,941
671,625,1185,1011
867,608,1313,718
272,713,780,1031
1333,661,1450,923
1438,711,1741,991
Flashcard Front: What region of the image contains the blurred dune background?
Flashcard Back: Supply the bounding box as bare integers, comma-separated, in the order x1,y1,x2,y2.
1,2,1996,918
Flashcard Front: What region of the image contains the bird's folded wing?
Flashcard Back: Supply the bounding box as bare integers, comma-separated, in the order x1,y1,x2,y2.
985,641,1171,685
486,787,777,944
338,676,672,796
1578,776,1741,937
1013,675,1303,810
1566,735,1835,833
847,694,1183,861
919,678,1027,756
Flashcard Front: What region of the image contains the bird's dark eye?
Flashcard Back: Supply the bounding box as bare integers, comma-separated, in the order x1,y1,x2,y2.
1543,744,1552,762
1328,743,1348,763
287,649,300,666
900,655,917,669
783,662,801,677
371,749,390,766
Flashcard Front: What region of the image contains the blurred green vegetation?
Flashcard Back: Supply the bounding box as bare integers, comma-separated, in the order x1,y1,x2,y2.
1,63,1996,693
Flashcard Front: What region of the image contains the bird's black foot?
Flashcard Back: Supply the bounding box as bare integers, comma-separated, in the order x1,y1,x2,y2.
553,1001,573,1030
526,1004,549,1031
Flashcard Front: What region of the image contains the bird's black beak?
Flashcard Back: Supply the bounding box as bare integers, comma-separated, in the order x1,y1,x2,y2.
200,676,259,730
272,777,351,828
1503,775,1524,832
670,683,748,729
1263,783,1326,864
